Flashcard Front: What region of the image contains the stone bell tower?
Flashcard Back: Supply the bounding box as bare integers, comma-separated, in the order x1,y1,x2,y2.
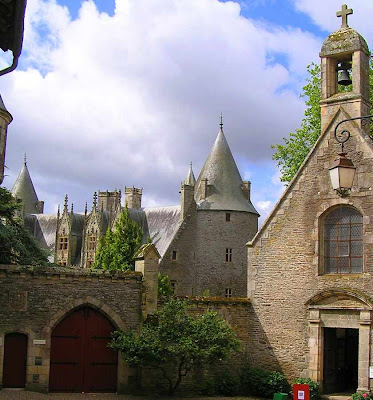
320,4,370,132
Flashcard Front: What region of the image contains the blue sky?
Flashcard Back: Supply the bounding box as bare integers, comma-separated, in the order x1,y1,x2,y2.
1,0,372,224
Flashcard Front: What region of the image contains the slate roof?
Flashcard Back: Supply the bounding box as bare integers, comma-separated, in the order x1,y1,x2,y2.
11,161,41,214
28,205,181,262
195,127,259,214
142,206,181,257
24,214,58,261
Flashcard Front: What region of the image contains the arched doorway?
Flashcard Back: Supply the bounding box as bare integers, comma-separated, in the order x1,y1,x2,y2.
3,333,28,388
49,306,118,392
307,290,373,393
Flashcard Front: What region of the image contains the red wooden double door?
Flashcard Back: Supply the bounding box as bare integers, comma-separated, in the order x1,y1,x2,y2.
49,307,118,392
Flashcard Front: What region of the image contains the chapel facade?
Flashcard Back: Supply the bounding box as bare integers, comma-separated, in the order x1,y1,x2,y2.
247,6,373,393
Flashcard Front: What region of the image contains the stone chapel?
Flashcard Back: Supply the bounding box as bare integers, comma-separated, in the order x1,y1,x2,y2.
1,4,373,397
246,5,373,394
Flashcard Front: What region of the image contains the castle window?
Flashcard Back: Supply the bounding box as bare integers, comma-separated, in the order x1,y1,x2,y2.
226,213,231,222
324,207,363,274
88,235,96,251
58,236,68,250
170,280,177,293
225,288,232,298
225,248,232,262
172,250,177,261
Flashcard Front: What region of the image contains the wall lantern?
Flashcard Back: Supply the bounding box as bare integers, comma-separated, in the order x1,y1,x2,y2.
329,115,373,196
329,152,356,196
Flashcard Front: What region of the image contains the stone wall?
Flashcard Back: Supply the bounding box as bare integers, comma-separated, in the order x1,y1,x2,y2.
0,265,143,393
161,209,257,297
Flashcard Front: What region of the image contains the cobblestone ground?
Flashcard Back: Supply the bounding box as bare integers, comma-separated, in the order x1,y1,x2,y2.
0,390,256,400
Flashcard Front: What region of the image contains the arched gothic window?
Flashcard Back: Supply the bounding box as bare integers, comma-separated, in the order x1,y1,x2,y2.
324,207,363,274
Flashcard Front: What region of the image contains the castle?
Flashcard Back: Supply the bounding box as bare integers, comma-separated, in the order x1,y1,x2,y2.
10,122,259,297
2,5,373,397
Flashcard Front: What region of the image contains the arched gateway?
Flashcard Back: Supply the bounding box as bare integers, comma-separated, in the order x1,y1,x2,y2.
49,306,118,392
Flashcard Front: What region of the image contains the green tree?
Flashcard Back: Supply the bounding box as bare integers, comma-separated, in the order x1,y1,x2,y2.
0,187,49,265
93,205,142,271
272,60,373,183
157,273,174,298
110,298,240,395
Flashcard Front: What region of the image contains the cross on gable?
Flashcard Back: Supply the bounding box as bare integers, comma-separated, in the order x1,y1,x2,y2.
336,4,353,28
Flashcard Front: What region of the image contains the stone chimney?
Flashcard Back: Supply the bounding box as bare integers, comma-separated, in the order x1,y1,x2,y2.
36,200,44,214
135,243,160,318
242,181,251,202
125,187,142,209
180,184,195,221
200,178,208,200
98,190,121,212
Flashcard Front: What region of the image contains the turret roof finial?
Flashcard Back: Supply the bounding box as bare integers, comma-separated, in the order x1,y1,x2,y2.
93,191,97,209
24,153,27,165
337,4,353,29
64,194,68,211
220,113,223,130
184,161,196,186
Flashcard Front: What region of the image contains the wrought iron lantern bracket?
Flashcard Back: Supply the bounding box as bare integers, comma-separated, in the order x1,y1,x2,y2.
334,114,373,152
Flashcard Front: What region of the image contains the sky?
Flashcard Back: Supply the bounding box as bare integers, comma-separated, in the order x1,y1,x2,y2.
1,0,373,224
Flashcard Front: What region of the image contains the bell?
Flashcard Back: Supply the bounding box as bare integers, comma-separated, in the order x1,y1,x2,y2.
338,69,352,86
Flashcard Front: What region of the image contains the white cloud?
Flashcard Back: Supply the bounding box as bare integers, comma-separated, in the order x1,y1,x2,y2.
2,0,324,213
294,0,373,42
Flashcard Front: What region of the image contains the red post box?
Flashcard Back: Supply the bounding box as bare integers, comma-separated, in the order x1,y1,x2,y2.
293,384,310,400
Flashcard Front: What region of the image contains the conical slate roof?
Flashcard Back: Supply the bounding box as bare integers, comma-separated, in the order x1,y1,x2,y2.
195,127,258,214
184,163,196,186
11,159,40,214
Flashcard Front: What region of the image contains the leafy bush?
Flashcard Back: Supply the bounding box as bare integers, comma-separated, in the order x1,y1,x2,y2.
294,378,320,400
157,273,173,298
241,367,289,398
215,370,240,396
350,391,373,400
200,370,240,396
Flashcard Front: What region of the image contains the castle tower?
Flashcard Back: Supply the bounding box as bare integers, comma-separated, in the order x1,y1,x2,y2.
161,119,259,297
320,4,370,132
0,95,13,184
11,156,44,214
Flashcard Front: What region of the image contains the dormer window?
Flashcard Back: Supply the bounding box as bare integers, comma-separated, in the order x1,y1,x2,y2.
58,236,68,250
88,235,96,251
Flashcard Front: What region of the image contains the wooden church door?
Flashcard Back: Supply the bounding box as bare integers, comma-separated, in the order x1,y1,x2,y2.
2,333,28,388
49,307,118,392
